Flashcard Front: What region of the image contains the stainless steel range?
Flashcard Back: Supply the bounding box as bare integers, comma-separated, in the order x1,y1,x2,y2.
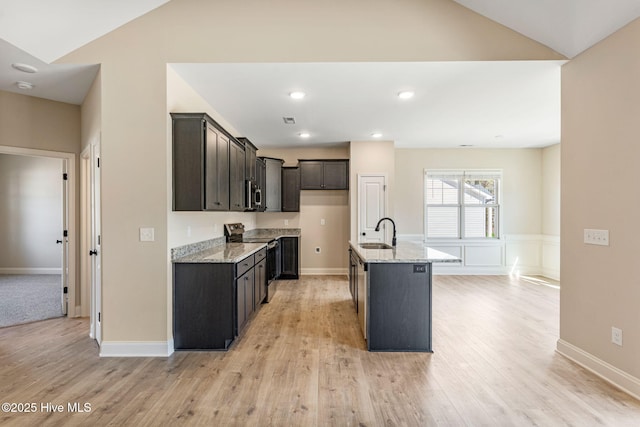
224,223,279,302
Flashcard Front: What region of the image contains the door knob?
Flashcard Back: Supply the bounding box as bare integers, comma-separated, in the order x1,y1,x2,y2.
89,250,98,256
56,240,63,244
361,232,366,236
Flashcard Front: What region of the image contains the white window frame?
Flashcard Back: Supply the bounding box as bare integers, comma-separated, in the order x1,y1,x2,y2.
424,169,502,241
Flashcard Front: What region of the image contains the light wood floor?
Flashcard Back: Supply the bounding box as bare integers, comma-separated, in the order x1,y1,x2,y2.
1,275,639,426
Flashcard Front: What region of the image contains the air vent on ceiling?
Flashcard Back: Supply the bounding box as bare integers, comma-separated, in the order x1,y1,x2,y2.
283,117,296,125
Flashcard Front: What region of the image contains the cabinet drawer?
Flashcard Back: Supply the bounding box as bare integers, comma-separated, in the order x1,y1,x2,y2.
236,254,255,278
254,247,267,263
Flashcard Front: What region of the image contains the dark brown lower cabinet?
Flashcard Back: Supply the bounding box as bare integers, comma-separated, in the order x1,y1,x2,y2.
173,263,235,350
173,247,267,350
279,237,300,279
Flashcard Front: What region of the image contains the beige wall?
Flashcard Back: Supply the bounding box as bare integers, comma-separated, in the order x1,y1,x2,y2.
0,154,63,271
542,144,560,236
56,0,562,346
561,19,640,378
0,89,82,307
0,90,81,154
394,148,543,237
81,69,102,152
167,66,257,250
256,147,350,273
349,141,396,242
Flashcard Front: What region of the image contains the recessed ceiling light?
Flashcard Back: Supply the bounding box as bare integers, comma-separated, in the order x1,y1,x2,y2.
494,134,504,139
371,132,383,138
298,132,310,138
12,63,38,73
397,91,415,99
283,117,296,124
289,91,306,100
16,81,34,90
459,144,474,147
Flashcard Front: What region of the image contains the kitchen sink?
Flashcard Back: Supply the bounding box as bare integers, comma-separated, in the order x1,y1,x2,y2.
359,243,393,250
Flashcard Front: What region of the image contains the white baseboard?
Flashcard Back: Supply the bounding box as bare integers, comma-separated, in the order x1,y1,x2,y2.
556,339,640,400
0,268,62,275
542,267,560,281
99,340,174,357
301,268,348,276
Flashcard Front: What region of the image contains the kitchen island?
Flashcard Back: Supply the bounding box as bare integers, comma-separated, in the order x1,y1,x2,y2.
348,241,460,352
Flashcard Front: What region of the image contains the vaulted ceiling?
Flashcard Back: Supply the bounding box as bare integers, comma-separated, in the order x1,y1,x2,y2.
1,0,638,147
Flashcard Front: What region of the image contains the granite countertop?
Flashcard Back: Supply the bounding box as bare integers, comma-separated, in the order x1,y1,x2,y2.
349,241,461,264
173,242,267,263
243,228,301,239
172,228,301,264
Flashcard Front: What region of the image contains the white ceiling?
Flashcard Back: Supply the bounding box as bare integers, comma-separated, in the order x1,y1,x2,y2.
453,0,640,58
0,0,638,147
171,61,563,149
0,0,169,104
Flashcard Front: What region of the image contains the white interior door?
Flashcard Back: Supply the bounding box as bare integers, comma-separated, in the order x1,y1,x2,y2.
61,159,69,315
358,175,387,242
90,139,102,345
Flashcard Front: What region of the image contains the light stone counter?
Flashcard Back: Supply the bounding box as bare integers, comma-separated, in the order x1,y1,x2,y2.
172,242,266,263
171,228,301,263
349,241,461,264
243,228,301,239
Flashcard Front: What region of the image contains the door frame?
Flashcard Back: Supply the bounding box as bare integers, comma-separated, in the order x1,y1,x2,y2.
0,145,77,316
82,136,102,344
357,174,388,243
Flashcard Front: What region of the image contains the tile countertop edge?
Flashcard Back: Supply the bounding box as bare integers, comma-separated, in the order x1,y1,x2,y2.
349,241,461,264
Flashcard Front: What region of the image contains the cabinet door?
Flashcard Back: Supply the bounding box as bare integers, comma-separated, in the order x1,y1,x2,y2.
229,141,245,211
236,276,246,334
279,237,299,279
323,161,349,190
172,117,205,211
255,258,267,305
243,269,255,320
264,158,282,211
174,263,235,349
299,161,323,189
245,144,257,182
207,130,230,211
281,167,300,212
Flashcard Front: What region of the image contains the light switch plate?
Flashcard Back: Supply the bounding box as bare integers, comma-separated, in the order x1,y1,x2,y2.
584,229,609,246
140,227,155,242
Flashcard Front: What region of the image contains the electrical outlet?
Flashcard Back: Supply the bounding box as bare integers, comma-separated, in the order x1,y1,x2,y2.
139,227,155,242
612,327,623,346
584,229,609,246
315,247,321,254
284,219,289,226
320,218,326,226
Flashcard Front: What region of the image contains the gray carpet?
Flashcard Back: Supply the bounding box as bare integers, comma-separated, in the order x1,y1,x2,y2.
0,274,64,327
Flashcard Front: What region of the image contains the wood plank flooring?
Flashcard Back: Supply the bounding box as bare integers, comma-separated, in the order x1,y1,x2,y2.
1,275,639,426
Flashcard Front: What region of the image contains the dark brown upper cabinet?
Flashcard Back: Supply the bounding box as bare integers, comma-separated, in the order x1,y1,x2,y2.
281,166,300,212
229,139,246,211
171,113,230,211
299,159,349,190
237,137,257,182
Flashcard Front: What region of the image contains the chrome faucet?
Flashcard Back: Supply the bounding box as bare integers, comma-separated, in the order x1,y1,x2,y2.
374,217,397,247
